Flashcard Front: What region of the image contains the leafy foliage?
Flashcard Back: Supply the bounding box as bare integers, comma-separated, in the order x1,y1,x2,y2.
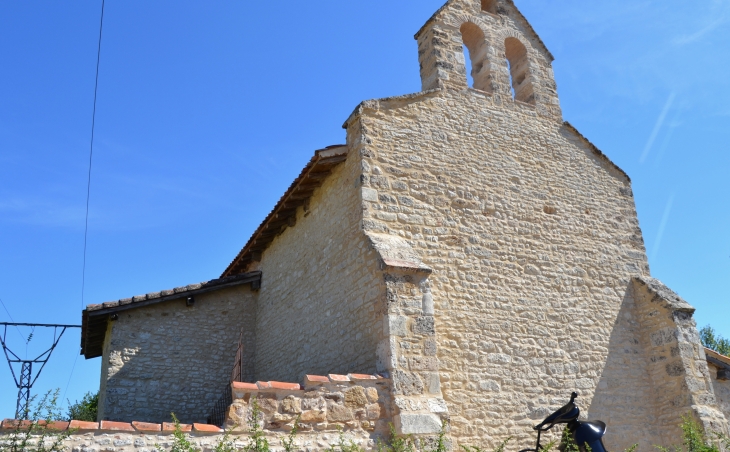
700,325,730,357
281,416,301,452
325,428,367,452
157,413,199,452
66,391,98,422
0,390,74,452
462,436,512,452
244,398,270,452
378,424,416,452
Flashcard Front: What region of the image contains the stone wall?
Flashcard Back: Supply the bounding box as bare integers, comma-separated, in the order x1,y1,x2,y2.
99,285,257,424
226,374,391,436
0,376,390,452
416,0,562,119
710,363,730,421
0,421,376,452
587,281,663,449
345,83,652,448
251,148,385,383
630,277,728,447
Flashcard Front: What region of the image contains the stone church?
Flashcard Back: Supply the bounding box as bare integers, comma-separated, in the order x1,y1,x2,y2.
79,0,730,450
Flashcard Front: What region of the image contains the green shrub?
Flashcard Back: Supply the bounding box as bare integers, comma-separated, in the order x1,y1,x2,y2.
0,390,73,452
281,416,301,452
325,428,366,452
66,392,98,422
157,414,199,452
244,398,270,452
378,424,416,452
700,325,730,357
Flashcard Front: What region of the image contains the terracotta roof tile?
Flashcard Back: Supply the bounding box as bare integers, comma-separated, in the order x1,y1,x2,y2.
193,423,223,433
268,381,302,390
100,420,135,432
69,420,99,430
162,422,192,432
328,374,351,382
132,421,161,432
82,271,262,359
222,145,349,277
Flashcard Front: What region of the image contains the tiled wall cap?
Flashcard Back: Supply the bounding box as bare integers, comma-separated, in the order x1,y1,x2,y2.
100,420,135,432
1,419,31,429
269,381,302,390
1,419,69,431
86,304,103,312
132,421,161,432
42,421,70,431
328,374,351,382
162,422,192,432
348,374,378,381
305,375,330,383
69,420,99,430
193,423,223,433
232,381,258,390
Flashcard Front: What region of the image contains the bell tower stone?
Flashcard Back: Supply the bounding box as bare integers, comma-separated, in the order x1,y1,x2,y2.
415,0,562,119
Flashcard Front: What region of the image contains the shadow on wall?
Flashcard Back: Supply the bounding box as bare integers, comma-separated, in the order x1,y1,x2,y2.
100,290,256,424
588,281,664,451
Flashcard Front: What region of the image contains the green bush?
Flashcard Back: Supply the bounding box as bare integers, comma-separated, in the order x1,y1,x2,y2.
154,413,197,452
700,325,730,357
0,390,74,452
66,391,98,422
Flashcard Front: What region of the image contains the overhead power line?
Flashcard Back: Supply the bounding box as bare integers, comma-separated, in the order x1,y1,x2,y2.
81,0,106,310
63,0,106,407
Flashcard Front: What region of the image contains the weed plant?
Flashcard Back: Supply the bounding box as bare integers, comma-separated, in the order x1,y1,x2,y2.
0,390,73,452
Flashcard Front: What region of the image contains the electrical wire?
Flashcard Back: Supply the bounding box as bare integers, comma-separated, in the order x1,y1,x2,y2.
0,297,25,341
81,0,105,310
63,0,106,407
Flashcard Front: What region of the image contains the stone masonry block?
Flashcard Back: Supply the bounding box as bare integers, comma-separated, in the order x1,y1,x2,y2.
395,413,442,435
386,315,408,337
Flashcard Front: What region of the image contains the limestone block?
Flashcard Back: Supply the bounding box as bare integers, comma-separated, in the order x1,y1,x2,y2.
365,387,379,403
366,403,382,420
327,403,354,422
362,187,379,202
300,410,327,423
386,315,408,337
344,387,368,408
395,413,442,435
392,370,424,395
282,396,302,414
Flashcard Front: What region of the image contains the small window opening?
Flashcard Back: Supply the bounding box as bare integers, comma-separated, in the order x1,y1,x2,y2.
460,23,492,92
505,37,535,104
481,0,497,14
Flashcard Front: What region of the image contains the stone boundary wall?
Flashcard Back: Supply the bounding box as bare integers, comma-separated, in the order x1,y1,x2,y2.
225,373,391,436
0,374,392,452
0,422,376,452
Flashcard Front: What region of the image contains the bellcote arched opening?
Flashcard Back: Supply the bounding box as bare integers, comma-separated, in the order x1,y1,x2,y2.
481,0,497,14
460,23,492,92
505,37,535,104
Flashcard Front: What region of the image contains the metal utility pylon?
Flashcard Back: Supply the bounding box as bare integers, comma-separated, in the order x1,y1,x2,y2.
0,323,81,419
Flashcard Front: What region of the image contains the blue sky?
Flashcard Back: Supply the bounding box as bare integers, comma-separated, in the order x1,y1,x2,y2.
0,0,728,418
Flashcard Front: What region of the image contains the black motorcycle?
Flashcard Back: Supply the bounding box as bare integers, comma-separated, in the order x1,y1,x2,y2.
519,392,607,452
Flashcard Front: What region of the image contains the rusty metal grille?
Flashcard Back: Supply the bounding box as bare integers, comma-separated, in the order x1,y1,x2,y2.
207,330,244,426
207,385,233,427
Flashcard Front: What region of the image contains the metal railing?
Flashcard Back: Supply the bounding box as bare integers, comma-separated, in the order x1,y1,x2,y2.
207,331,244,426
